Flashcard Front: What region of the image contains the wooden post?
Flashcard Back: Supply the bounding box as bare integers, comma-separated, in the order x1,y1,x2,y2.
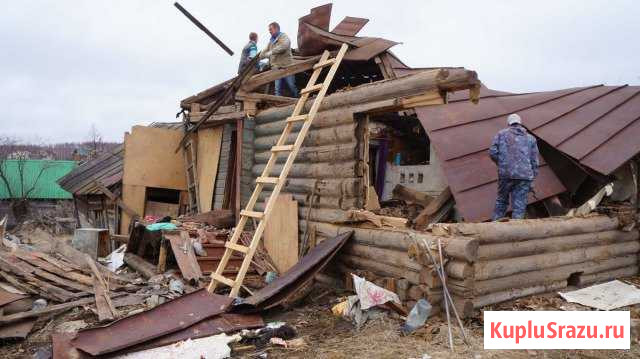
156,237,169,273
235,117,243,220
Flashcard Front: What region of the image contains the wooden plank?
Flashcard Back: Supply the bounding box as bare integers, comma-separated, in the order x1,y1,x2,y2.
0,293,122,325
235,91,297,105
166,231,202,282
94,180,139,219
120,184,146,234
197,126,223,212
264,194,299,273
241,55,322,92
85,255,118,322
123,126,187,190
414,187,452,227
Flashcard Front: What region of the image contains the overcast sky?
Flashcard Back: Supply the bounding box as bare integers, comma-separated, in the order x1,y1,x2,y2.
2,1,639,143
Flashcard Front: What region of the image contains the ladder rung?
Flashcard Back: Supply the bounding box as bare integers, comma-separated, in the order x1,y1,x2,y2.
240,210,264,219
271,145,294,152
225,242,249,254
286,114,309,123
300,83,323,95
256,176,279,184
209,272,235,287
313,58,336,70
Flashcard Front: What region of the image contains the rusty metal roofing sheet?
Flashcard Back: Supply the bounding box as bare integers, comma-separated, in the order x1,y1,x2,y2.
123,313,264,353
416,84,640,222
332,16,369,36
71,288,233,356
297,3,333,56
236,231,353,310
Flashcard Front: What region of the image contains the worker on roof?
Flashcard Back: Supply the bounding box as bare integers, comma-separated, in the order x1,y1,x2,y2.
238,32,259,74
260,21,298,97
489,113,539,220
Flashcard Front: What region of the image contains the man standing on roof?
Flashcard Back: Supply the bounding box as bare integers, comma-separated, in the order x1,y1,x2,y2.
260,22,298,97
238,32,259,74
489,113,539,220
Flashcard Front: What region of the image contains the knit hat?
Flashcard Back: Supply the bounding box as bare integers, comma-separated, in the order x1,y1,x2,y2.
507,113,522,125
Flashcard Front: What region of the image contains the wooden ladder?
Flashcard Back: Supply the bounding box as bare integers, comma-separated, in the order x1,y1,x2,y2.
183,134,200,214
207,43,349,297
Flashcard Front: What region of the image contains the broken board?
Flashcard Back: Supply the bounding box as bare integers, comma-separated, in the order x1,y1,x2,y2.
263,194,299,273
120,184,146,234
166,231,202,282
196,126,223,213
122,126,187,190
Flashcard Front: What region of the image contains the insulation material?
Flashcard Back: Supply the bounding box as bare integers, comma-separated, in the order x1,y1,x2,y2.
197,126,223,212
115,333,238,359
559,280,640,311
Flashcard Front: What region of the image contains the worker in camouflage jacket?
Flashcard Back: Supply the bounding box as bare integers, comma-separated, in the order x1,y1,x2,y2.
489,113,539,220
238,32,258,74
260,21,298,97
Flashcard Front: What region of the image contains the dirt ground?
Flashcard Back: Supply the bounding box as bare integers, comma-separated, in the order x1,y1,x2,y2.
1,286,639,358
244,286,640,359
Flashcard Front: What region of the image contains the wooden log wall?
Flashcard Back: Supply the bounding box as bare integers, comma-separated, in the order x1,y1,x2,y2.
413,215,640,317
242,68,479,309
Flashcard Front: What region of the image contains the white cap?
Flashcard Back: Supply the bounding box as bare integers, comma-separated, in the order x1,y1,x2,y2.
507,113,522,125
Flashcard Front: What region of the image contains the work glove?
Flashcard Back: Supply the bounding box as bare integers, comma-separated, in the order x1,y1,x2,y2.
262,50,272,58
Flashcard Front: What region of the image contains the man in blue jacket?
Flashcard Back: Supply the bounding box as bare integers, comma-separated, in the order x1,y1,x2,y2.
489,113,539,220
238,32,258,74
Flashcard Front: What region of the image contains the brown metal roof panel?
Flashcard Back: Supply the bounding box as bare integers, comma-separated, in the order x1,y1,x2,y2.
72,289,233,355
344,38,400,61
557,90,640,161
452,165,565,222
519,85,613,129
332,16,369,36
580,115,640,174
297,3,333,56
533,86,635,145
427,88,587,132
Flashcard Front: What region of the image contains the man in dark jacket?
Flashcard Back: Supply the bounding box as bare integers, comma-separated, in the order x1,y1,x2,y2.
489,113,539,220
238,32,258,74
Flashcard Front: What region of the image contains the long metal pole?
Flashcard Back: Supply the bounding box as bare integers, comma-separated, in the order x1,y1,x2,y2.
420,237,470,345
174,2,234,56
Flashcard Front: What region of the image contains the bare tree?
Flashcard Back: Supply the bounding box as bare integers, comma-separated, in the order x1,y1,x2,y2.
87,123,103,158
0,136,56,222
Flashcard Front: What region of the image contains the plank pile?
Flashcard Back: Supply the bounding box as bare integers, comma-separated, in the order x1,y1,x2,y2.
413,215,640,317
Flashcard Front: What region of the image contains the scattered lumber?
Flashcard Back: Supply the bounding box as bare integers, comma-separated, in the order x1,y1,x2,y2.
123,253,157,279
85,254,119,322
392,184,433,207
166,231,202,282
414,187,452,228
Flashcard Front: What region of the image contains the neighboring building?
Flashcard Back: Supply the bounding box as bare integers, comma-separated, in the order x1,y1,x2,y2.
0,160,77,226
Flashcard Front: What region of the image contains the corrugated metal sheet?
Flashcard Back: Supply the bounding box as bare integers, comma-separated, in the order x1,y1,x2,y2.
416,84,640,222
0,160,76,200
71,289,233,356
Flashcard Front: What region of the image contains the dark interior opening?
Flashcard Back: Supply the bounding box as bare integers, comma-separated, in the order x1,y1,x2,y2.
146,187,180,204
567,272,583,287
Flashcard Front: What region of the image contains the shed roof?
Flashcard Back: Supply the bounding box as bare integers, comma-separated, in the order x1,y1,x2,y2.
0,160,76,200
58,122,182,196
416,84,640,221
